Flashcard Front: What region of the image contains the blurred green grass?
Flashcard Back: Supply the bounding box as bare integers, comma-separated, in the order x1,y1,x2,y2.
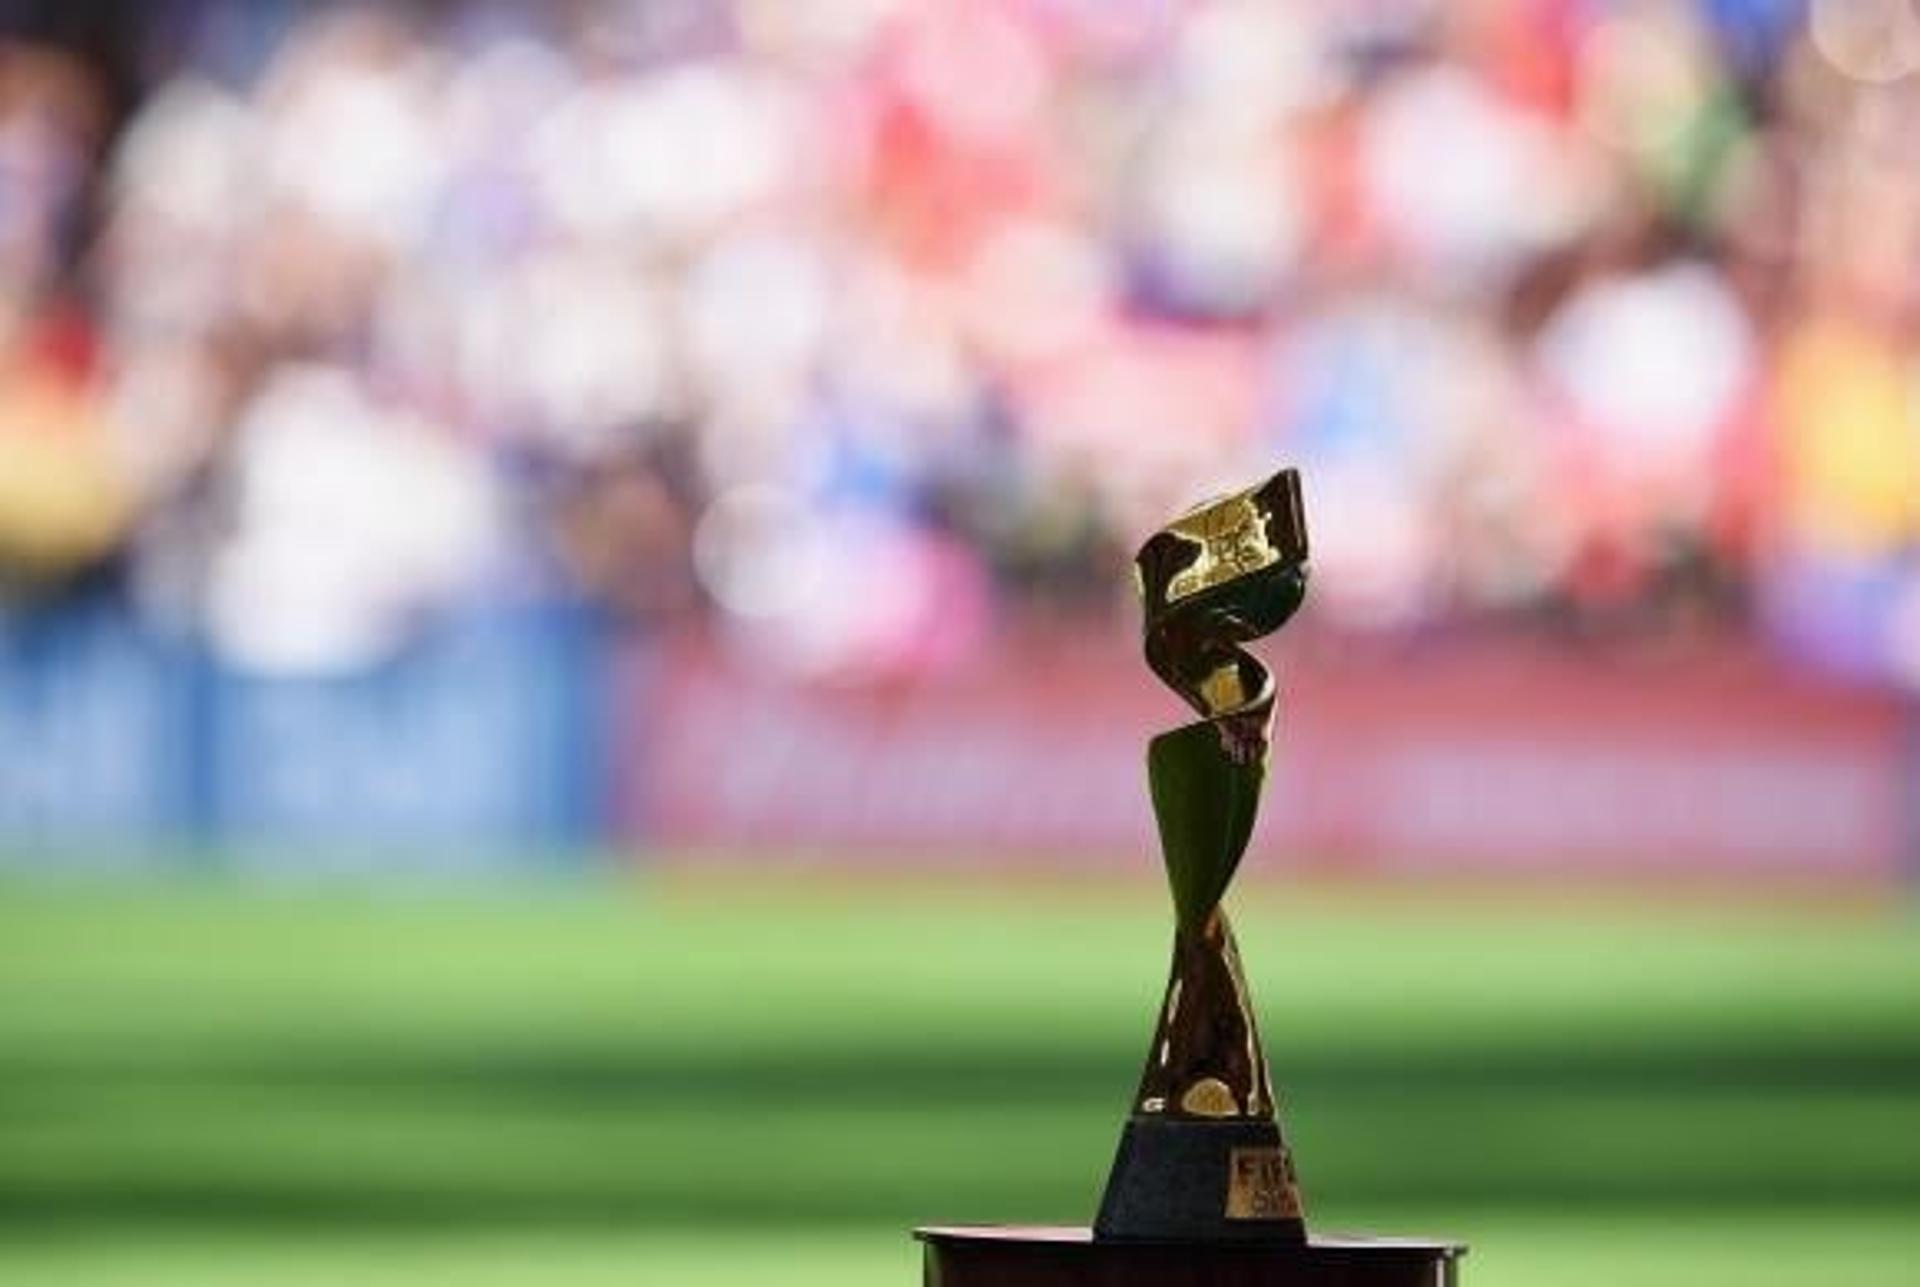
2,877,1918,1285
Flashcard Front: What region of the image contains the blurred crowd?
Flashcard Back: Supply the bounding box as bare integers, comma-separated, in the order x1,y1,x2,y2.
0,0,1915,683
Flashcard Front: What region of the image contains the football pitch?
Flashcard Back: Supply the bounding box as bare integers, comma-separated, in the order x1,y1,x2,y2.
2,875,1917,1285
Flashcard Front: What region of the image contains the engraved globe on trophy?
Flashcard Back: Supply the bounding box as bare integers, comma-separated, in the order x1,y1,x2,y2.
916,470,1466,1286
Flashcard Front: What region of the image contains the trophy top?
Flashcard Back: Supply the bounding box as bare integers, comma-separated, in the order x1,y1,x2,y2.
1133,469,1309,723
1137,471,1309,613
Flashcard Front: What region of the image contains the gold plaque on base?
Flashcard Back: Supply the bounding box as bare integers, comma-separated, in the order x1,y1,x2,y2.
1226,1145,1303,1221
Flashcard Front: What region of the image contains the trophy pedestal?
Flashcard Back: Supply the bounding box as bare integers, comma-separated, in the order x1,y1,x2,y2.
916,1226,1465,1287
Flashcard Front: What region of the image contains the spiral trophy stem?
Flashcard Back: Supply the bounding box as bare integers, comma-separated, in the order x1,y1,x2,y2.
1094,469,1311,1243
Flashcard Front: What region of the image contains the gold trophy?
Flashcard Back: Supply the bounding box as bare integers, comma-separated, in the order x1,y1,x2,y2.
1094,469,1311,1241
916,469,1466,1285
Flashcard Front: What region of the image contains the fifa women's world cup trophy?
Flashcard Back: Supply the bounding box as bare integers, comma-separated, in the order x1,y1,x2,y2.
1095,469,1312,1242
915,470,1466,1286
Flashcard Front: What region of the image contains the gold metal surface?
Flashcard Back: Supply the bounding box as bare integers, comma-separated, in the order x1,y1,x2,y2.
1162,493,1282,606
1178,1078,1239,1118
1130,906,1272,1120
1135,470,1308,723
1121,469,1309,1126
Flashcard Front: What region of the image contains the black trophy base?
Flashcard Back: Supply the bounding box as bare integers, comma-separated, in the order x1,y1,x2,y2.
916,1226,1465,1287
1095,1118,1304,1242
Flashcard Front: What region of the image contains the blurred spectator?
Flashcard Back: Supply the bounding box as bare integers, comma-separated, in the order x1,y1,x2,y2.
0,39,126,589
0,0,1911,686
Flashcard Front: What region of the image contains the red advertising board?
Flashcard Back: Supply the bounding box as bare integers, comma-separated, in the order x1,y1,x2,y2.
620,634,1911,886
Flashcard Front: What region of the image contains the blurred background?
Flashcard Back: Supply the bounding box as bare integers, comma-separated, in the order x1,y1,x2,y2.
0,0,1916,1283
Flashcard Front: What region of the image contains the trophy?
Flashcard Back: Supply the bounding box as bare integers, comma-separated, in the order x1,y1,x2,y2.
1094,468,1311,1243
918,470,1465,1285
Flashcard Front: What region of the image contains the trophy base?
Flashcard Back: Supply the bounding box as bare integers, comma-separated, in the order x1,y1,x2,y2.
915,1226,1465,1286
1095,1118,1305,1242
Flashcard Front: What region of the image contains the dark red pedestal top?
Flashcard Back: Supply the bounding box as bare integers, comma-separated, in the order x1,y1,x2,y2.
916,1226,1464,1255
